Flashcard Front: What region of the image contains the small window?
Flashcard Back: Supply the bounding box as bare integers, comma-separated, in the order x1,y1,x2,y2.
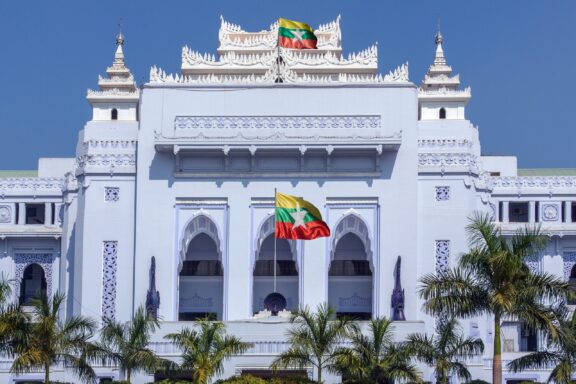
111,108,118,120
439,107,446,119
490,172,501,176
435,186,450,201
25,204,45,225
572,202,576,222
509,202,529,223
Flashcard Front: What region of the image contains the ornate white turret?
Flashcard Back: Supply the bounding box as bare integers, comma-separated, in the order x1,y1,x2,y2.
87,32,140,121
418,30,471,120
152,16,409,85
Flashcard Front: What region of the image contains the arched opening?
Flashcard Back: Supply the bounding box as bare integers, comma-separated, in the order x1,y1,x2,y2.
179,230,224,321
111,108,118,120
328,232,373,320
569,264,576,305
253,233,298,315
19,263,47,305
439,107,446,119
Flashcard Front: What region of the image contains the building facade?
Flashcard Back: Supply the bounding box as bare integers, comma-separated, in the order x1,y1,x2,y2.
1,16,575,383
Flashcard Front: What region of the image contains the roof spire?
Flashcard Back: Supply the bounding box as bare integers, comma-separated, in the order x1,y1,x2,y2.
114,19,125,66
434,19,446,66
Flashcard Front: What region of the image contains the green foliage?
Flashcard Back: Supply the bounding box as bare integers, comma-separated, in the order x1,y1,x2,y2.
10,292,98,384
214,377,316,384
271,303,355,384
469,380,491,384
336,317,421,384
419,212,569,384
94,306,169,384
406,318,483,384
165,319,253,384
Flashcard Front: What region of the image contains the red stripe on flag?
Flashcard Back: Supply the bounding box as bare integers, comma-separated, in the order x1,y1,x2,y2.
279,36,317,49
275,221,330,240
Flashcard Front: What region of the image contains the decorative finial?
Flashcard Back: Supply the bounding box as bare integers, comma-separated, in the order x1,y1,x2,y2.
116,18,124,46
435,18,443,45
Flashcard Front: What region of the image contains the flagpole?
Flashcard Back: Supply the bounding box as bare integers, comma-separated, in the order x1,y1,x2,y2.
276,18,281,82
273,188,277,293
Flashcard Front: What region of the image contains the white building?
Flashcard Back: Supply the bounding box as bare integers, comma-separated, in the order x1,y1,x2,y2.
1,16,575,383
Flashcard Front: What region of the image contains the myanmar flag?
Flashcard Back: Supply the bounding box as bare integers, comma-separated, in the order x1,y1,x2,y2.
275,192,330,240
278,18,318,49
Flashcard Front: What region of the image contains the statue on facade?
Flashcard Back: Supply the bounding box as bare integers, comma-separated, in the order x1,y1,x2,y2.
391,255,406,321
146,256,160,320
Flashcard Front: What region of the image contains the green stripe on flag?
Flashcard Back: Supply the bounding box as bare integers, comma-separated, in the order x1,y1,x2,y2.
278,27,317,41
276,207,320,224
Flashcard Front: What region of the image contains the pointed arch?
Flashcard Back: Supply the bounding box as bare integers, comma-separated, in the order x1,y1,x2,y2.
328,212,374,319
439,107,446,119
252,213,299,314
19,263,47,305
111,108,118,120
178,213,224,320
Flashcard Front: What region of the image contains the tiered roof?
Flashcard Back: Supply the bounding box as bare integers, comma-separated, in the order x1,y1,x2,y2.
419,31,471,100
88,33,139,101
151,16,409,85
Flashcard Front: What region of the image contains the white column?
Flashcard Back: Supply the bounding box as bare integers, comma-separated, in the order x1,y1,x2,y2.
17,203,26,225
54,203,63,225
44,203,53,225
529,201,536,223
502,202,509,223
565,201,572,223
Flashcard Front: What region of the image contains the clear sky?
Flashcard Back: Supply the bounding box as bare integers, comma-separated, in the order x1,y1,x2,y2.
0,0,574,170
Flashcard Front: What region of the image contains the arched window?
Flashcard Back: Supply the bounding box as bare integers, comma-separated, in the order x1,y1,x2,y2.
179,215,224,321
253,231,298,315
439,107,446,119
328,218,373,320
111,108,118,120
569,265,576,305
19,264,47,305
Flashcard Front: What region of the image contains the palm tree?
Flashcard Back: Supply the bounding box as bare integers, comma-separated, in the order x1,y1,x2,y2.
10,292,97,384
95,306,168,384
0,276,28,357
406,317,483,384
336,317,421,384
508,309,576,384
165,319,252,384
419,212,569,384
271,303,355,384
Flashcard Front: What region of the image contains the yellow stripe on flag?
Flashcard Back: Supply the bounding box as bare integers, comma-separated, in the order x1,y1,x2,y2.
279,18,314,32
276,192,323,221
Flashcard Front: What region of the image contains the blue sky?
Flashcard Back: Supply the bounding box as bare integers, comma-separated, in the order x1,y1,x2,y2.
0,0,574,169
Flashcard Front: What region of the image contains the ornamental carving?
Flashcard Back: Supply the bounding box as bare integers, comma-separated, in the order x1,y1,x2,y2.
0,178,64,191
339,293,371,308
435,240,450,274
563,252,576,281
418,153,479,173
104,187,120,202
435,186,450,201
418,139,473,149
0,205,11,223
14,253,53,299
541,204,560,221
102,241,118,321
175,115,381,131
492,176,576,190
181,293,213,308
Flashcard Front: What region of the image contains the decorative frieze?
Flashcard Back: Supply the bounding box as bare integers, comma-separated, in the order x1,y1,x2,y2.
0,178,64,191
563,252,576,281
492,177,576,190
76,154,136,174
84,140,137,150
418,139,473,149
418,153,479,174
102,241,118,321
175,115,380,131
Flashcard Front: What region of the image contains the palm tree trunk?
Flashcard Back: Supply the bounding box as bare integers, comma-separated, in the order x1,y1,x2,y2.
44,363,50,384
126,368,131,384
493,314,502,384
317,364,322,384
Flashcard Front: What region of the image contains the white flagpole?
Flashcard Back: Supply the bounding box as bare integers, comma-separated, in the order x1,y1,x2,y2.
273,188,278,293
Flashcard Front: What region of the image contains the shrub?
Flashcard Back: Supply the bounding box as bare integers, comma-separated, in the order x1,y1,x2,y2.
214,375,267,384
469,381,491,384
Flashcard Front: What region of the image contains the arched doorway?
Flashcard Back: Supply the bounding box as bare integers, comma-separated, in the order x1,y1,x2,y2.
19,263,47,305
328,215,373,320
252,224,298,314
179,215,224,321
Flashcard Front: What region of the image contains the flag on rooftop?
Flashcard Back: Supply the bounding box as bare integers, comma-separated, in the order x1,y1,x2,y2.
278,18,318,49
275,192,330,240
